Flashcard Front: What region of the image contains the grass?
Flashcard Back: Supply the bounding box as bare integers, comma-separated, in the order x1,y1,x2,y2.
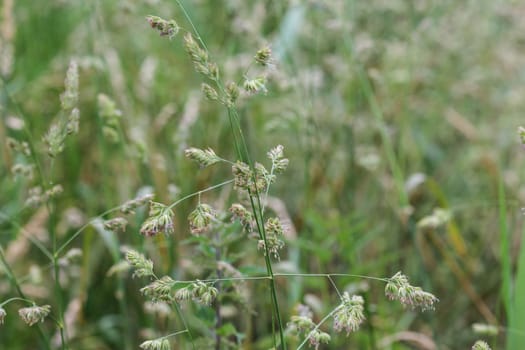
1,0,525,349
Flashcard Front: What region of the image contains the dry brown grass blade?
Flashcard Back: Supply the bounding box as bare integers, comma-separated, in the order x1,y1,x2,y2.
426,229,497,324
425,178,468,258
445,108,478,141
1,0,15,77
6,207,49,264
379,331,437,350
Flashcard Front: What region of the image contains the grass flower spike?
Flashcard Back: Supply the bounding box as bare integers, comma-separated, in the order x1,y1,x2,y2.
184,147,221,167
243,75,267,94
183,32,219,80
519,126,525,145
268,145,289,173
120,193,154,214
140,201,175,236
259,217,285,259
254,45,273,66
0,307,6,325
191,281,218,306
60,60,79,111
307,329,331,350
188,203,216,235
201,83,219,101
225,81,239,106
140,276,175,303
146,15,179,39
125,249,154,278
18,305,51,326
44,59,80,157
104,217,128,232
385,272,438,311
333,293,365,335
472,340,492,350
140,338,171,350
229,203,254,233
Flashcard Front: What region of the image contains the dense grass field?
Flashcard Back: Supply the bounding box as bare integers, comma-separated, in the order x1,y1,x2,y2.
1,1,525,349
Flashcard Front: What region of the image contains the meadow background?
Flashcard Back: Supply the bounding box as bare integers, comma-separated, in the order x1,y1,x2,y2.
1,0,525,349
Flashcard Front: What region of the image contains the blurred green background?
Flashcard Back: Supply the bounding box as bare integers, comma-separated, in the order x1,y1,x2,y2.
1,0,525,349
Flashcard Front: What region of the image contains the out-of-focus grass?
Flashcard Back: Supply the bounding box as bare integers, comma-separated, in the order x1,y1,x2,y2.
1,0,525,348
508,222,525,350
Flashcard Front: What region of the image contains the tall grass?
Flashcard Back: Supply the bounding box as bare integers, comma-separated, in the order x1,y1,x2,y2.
1,0,525,349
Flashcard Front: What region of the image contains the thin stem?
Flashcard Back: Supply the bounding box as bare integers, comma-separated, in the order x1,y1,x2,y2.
254,191,287,349
232,106,287,347
56,206,122,256
172,302,196,350
226,108,245,166
168,179,234,210
175,276,271,284
296,306,343,350
0,247,24,298
174,0,209,52
170,272,389,285
227,96,286,349
214,230,222,350
0,212,53,260
224,80,286,349
17,262,54,284
355,65,408,206
149,269,196,348
52,253,66,350
0,297,35,307
236,62,254,86
218,157,236,166
116,273,132,350
43,185,66,350
57,180,233,257
274,273,389,283
0,76,49,189
0,246,51,349
1,82,58,348
171,2,288,347
363,294,377,350
261,162,275,216
327,275,342,299
338,6,407,207
159,329,190,340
